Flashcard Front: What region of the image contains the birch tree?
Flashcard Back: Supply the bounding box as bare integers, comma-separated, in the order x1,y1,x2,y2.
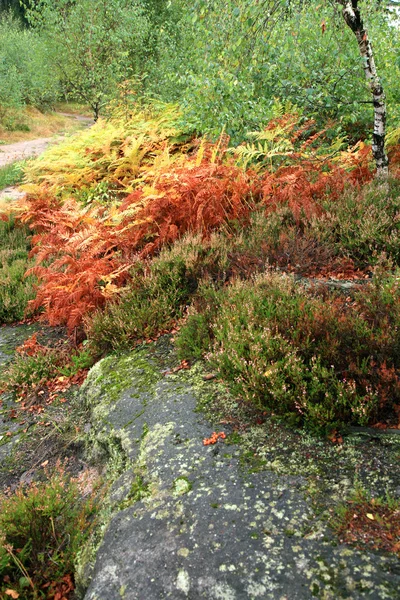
336,0,389,176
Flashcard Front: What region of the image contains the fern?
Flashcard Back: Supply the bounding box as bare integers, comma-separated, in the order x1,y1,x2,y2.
17,108,376,331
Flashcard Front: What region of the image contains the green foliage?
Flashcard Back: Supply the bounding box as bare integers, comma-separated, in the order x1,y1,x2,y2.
146,0,400,141
0,471,96,598
1,344,95,396
27,0,150,120
177,270,400,430
0,12,58,124
86,255,198,354
0,217,35,324
310,178,400,266
3,347,61,390
0,161,26,189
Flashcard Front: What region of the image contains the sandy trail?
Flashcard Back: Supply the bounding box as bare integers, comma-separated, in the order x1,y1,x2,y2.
0,137,54,168
0,113,93,200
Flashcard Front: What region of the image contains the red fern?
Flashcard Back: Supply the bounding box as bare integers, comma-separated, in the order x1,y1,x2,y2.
120,161,259,257
17,124,375,331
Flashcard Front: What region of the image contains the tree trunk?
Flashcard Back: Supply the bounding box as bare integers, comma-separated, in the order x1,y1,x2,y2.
93,103,100,122
338,0,389,177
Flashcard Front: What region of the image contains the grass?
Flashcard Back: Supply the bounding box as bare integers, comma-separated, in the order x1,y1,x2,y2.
0,105,91,145
0,161,26,190
0,217,36,324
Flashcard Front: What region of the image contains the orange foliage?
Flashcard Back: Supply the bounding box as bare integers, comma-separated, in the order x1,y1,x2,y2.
17,120,377,331
203,431,226,446
120,160,259,257
261,144,373,221
20,150,258,330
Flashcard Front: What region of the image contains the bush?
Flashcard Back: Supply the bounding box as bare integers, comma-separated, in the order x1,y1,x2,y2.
1,338,95,400
85,255,199,354
310,178,400,267
0,217,36,324
0,12,59,125
0,471,95,599
177,270,400,430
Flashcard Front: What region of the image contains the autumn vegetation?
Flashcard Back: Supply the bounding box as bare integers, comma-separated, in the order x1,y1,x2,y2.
2,101,397,433
1,0,400,597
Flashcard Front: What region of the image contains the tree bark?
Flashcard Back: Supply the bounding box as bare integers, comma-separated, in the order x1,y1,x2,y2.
337,0,389,177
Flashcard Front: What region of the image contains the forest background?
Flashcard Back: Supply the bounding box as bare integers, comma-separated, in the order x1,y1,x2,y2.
1,0,400,141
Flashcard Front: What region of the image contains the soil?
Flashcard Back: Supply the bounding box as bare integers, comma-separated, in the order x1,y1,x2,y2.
0,112,93,201
0,136,54,168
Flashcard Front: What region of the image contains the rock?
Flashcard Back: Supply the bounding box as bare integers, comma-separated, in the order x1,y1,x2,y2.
77,345,400,600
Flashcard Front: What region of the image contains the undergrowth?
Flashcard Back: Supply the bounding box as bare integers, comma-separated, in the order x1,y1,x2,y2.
176,268,400,431
13,104,400,429
0,332,94,407
0,216,35,324
0,469,97,599
18,107,378,331
0,161,26,190
333,487,400,557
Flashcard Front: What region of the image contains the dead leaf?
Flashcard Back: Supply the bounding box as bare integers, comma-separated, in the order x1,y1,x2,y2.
5,590,19,599
203,373,216,381
366,513,375,521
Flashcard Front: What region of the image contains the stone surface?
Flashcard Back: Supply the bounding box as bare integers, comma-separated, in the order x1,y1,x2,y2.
80,344,400,600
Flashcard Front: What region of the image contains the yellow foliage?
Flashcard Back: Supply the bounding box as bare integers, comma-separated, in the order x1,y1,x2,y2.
22,104,187,198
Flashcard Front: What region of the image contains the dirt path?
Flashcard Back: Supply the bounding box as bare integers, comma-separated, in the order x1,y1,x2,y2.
0,137,55,168
0,113,93,169
0,113,93,201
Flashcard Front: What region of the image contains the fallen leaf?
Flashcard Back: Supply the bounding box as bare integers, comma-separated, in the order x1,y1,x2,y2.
203,373,216,381
203,431,226,446
366,513,375,521
5,590,19,598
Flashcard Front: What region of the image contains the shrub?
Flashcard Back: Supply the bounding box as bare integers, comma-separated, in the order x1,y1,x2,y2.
177,271,400,430
310,178,400,267
0,470,95,599
85,255,199,354
0,217,36,324
1,335,94,400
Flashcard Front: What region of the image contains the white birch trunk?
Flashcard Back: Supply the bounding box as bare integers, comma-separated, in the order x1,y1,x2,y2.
338,0,389,177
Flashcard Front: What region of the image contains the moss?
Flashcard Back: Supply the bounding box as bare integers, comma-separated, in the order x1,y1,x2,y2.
118,474,150,510
81,350,161,407
173,476,193,496
75,343,400,598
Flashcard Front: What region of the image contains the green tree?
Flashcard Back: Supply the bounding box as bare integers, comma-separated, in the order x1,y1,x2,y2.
27,0,150,120
0,11,58,124
0,0,27,22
